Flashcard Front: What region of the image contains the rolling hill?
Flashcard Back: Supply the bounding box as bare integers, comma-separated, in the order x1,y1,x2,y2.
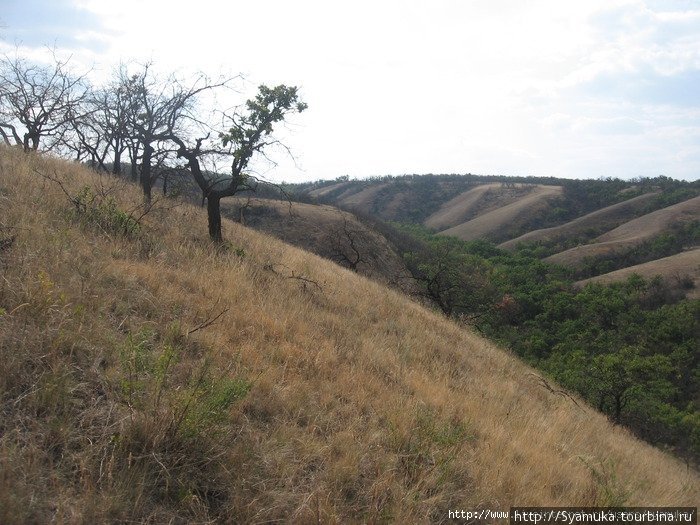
499,191,661,250
424,183,504,231
545,195,700,267
575,248,700,299
220,197,416,293
1,148,696,522
301,175,699,291
437,185,563,242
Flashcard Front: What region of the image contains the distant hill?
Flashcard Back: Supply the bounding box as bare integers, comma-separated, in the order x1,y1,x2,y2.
437,185,563,242
424,183,504,230
499,191,661,250
545,196,700,267
575,248,700,299
297,175,699,291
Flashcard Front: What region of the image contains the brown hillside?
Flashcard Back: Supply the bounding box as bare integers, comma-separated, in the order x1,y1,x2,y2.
439,185,563,242
545,195,700,267
0,149,696,522
337,183,389,214
424,183,499,230
221,197,415,292
575,248,700,299
499,191,660,250
307,180,351,198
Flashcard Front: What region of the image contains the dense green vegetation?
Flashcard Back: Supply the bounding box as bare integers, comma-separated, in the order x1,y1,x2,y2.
388,224,700,460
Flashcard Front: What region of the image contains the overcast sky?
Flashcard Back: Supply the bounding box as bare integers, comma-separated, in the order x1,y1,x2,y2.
1,0,699,182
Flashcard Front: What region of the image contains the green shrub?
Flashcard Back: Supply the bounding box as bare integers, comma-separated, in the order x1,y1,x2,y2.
113,326,251,509
73,186,141,237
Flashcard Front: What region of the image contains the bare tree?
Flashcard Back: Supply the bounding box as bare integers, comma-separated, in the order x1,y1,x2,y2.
62,68,133,173
328,214,367,271
0,52,90,152
122,64,232,203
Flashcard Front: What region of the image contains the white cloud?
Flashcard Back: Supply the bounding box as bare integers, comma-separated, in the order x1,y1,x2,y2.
2,0,698,180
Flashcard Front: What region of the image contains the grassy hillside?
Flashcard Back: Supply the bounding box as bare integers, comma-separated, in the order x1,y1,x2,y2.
423,183,531,231
424,183,503,231
499,192,661,251
576,248,700,299
545,196,700,268
220,197,416,293
0,148,697,523
437,185,563,242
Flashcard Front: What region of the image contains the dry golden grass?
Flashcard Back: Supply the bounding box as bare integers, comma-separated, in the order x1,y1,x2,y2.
424,184,500,231
0,148,697,523
575,248,700,299
220,197,415,292
596,195,700,243
499,192,660,250
308,181,351,198
546,196,700,267
439,185,563,241
337,183,389,214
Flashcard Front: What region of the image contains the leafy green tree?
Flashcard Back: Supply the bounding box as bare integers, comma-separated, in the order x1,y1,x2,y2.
404,237,495,317
591,346,675,423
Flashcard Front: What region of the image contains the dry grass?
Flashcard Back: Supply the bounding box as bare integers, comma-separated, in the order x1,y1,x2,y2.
337,183,389,215
546,196,700,267
307,181,351,198
221,197,415,293
424,184,500,231
575,248,700,299
0,148,697,523
499,192,660,250
596,195,700,243
439,185,563,241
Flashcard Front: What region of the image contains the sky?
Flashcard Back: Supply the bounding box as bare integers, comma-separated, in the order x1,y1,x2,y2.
1,0,699,182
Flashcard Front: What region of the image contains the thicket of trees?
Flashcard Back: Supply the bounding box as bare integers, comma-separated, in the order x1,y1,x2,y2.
387,224,700,460
0,53,306,241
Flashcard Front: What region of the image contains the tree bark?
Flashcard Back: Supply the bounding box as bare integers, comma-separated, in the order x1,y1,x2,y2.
140,142,153,203
207,194,223,242
113,147,122,175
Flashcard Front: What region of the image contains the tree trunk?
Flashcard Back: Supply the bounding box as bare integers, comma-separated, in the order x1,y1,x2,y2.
113,148,122,175
613,392,624,424
140,143,153,203
207,194,223,242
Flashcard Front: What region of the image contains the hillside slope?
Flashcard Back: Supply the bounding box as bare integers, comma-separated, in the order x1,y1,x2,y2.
307,180,351,198
0,149,696,523
545,196,700,267
575,248,700,298
424,183,500,231
499,191,661,250
438,185,563,242
337,183,389,215
220,197,415,292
